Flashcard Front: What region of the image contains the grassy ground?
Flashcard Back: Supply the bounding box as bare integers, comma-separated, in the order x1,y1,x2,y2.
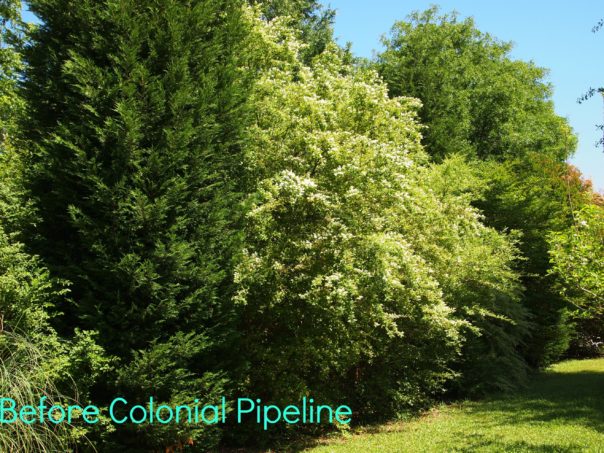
306,358,604,452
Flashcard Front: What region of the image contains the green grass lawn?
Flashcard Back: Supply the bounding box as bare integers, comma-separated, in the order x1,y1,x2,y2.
306,358,604,452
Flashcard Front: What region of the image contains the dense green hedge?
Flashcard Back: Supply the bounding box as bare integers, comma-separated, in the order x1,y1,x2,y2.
0,1,600,451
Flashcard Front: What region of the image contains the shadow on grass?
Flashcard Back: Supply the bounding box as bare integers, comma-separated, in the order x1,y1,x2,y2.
222,363,604,452
455,435,583,452
436,367,604,452
464,369,604,433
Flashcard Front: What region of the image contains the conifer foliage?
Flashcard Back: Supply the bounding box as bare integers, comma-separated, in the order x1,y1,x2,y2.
21,0,253,448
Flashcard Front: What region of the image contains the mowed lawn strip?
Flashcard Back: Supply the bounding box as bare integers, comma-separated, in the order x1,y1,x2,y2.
306,358,604,452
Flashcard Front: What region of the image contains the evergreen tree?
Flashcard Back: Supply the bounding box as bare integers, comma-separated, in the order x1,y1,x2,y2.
21,0,253,449
1,0,32,233
1,3,110,449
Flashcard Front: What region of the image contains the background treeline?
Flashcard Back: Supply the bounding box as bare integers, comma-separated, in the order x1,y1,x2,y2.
0,0,602,451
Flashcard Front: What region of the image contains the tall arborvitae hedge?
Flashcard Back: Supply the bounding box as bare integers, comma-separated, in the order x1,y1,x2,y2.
20,0,253,449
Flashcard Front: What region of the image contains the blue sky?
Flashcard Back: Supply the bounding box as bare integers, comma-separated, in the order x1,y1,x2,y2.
323,0,604,192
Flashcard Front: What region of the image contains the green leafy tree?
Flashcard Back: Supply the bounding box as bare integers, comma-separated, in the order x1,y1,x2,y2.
236,35,460,421
377,6,579,368
549,204,604,316
410,157,529,395
473,156,585,366
252,0,335,62
233,17,526,433
378,7,572,163
549,201,604,358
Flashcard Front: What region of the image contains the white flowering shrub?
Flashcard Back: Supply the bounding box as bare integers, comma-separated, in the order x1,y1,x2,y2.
233,14,526,418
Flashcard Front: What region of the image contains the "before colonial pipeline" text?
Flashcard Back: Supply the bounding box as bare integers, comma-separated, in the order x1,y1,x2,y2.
0,396,352,430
